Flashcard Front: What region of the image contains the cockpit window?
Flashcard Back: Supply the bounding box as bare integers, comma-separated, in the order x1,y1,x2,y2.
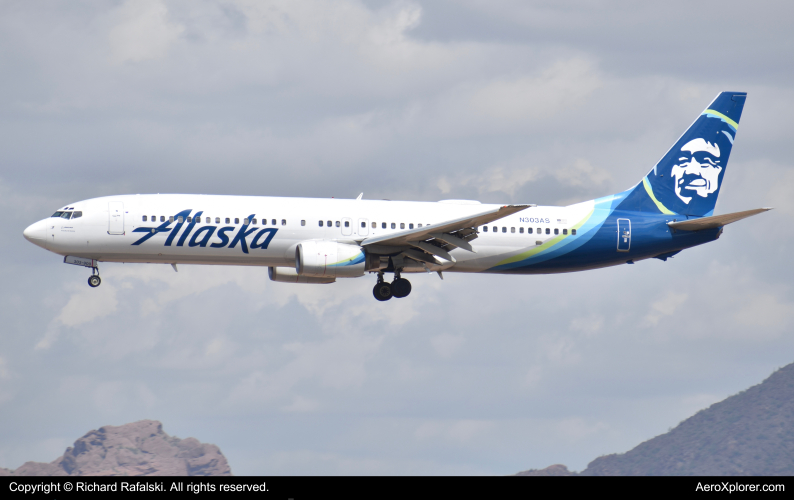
61,212,72,219
51,211,66,218
72,211,82,219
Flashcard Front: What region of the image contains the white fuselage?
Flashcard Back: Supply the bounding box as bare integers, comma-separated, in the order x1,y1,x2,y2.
23,194,586,275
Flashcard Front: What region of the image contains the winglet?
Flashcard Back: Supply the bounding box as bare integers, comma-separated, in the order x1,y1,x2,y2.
356,193,363,201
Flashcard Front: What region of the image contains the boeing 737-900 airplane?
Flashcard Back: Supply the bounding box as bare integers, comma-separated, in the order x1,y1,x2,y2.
23,92,770,301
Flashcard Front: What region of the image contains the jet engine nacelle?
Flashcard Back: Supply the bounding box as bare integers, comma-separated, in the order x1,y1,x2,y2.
269,266,335,284
296,240,366,278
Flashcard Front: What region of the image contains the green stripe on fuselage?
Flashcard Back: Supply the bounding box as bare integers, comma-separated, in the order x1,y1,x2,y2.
494,205,595,267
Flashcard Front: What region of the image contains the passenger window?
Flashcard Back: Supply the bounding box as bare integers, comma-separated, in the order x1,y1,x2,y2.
345,221,350,227
563,229,568,235
502,227,507,233
382,222,387,229
272,219,276,225
215,217,220,224
187,217,192,223
511,227,515,233
554,228,559,235
72,211,82,219
336,221,340,227
178,216,184,223
483,226,488,232
225,218,230,224
528,228,533,234
537,227,541,234
281,219,286,226
142,215,148,222
572,229,577,235
391,223,396,229
169,216,175,223
519,227,524,233
361,222,366,228
545,228,550,235
371,222,376,228
160,216,164,222
235,218,240,224
319,220,324,227
409,223,414,229
327,220,331,227
400,223,405,229
492,226,497,232
206,217,210,223
418,224,422,228
301,220,305,226
252,218,257,225
243,218,249,225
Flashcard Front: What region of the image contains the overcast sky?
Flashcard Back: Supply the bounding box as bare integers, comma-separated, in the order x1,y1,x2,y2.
1,0,793,475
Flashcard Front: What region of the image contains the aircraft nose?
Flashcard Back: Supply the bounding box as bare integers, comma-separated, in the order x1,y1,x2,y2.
23,220,47,249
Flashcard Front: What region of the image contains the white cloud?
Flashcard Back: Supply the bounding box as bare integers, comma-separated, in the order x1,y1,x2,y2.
643,291,688,328
430,333,465,358
37,284,120,349
108,0,185,63
733,293,792,331
468,58,602,124
569,314,605,337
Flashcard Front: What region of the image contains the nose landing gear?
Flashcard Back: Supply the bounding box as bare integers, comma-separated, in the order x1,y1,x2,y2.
87,267,101,288
372,270,411,301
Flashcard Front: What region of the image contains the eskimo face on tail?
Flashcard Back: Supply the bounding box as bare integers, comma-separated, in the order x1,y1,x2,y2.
671,138,722,204
646,112,738,216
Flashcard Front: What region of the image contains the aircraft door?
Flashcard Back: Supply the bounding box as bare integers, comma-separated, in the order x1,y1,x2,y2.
358,218,369,236
341,217,353,236
617,218,631,252
108,201,125,235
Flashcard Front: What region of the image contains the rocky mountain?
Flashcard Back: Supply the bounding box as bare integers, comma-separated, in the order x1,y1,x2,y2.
0,420,231,476
514,464,573,476
516,362,794,476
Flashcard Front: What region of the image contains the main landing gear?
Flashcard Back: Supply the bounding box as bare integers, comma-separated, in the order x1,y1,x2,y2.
87,267,101,288
372,271,412,301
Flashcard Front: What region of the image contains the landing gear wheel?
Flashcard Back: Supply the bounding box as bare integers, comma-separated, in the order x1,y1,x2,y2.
373,282,393,301
88,275,101,288
391,278,412,298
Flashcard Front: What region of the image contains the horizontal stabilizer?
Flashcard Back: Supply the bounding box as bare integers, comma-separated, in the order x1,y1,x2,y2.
668,208,772,231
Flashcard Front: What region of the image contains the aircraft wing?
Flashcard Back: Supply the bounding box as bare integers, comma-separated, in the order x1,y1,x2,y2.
361,204,533,258
667,207,772,231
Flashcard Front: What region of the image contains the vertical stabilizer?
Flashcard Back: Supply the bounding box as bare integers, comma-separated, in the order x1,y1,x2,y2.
623,92,746,217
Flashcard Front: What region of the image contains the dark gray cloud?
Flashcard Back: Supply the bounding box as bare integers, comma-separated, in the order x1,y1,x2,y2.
0,0,792,474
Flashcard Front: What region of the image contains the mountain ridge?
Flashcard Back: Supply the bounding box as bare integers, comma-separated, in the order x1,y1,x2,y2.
516,362,794,476
1,420,231,476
